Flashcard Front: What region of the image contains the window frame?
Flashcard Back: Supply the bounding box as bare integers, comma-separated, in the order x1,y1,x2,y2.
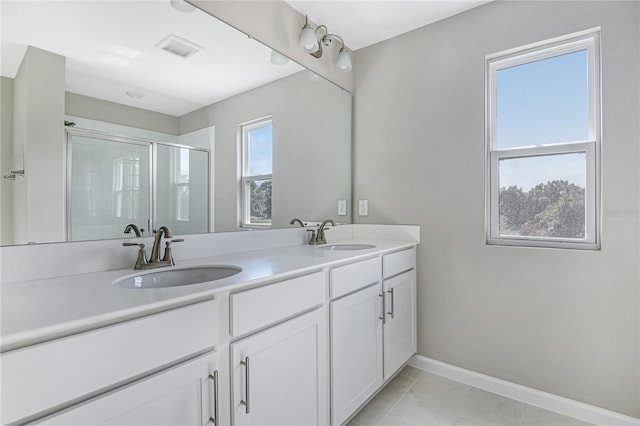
485,29,601,250
240,116,273,229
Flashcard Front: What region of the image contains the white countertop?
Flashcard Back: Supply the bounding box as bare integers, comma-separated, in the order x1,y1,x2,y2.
1,239,416,352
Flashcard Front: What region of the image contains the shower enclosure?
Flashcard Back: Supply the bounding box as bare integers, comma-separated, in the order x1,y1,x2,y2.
66,128,210,241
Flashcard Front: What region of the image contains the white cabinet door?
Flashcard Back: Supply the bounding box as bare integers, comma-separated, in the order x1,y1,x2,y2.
383,269,417,379
330,283,383,426
231,308,328,426
40,352,220,426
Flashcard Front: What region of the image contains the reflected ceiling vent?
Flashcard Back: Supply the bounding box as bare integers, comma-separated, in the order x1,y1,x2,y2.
156,34,203,58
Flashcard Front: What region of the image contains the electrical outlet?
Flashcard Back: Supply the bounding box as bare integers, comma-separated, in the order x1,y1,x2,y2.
338,199,347,216
358,199,368,216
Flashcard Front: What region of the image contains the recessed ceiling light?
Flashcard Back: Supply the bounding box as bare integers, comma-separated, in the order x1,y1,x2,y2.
126,91,144,99
308,71,322,82
170,0,196,13
270,50,289,65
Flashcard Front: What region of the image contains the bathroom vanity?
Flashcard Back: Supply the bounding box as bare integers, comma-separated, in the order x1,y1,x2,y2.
0,226,418,426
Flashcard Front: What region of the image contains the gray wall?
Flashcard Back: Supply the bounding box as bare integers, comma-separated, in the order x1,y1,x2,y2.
65,92,179,136
13,47,66,244
181,70,352,232
353,0,639,417
1,77,14,245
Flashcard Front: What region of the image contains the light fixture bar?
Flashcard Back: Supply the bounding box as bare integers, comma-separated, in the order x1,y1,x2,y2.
298,15,352,72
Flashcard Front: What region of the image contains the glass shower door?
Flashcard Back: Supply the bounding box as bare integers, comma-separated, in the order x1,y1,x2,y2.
68,133,151,241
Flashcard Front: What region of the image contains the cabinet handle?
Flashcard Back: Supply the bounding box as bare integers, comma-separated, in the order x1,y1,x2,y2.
387,288,395,319
240,356,250,414
378,293,385,323
208,370,219,426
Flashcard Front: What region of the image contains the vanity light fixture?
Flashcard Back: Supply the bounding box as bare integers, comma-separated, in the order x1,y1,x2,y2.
298,15,352,72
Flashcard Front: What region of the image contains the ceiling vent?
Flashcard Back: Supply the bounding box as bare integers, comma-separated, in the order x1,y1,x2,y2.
156,34,203,58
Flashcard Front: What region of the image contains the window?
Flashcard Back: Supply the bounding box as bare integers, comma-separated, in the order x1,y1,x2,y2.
486,29,600,249
240,117,273,227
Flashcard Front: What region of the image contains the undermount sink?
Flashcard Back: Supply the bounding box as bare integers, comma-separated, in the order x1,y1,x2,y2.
319,244,376,251
114,265,242,289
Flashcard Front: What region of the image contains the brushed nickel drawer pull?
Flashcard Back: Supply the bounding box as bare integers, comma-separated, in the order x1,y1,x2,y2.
379,293,385,323
208,370,219,426
240,357,250,414
387,288,395,319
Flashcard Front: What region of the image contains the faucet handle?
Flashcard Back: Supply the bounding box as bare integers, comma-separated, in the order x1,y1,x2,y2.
123,242,144,247
162,239,183,264
122,242,148,270
307,229,317,245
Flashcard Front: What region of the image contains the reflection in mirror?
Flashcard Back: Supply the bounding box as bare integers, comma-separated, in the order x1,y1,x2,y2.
68,130,153,242
66,124,211,241
0,0,352,246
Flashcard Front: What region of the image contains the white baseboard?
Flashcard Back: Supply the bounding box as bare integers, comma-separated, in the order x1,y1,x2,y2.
409,355,639,426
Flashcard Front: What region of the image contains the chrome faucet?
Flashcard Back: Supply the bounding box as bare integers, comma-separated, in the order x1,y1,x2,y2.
122,226,183,270
311,219,336,245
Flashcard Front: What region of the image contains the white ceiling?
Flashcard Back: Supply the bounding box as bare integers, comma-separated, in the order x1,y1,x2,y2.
286,0,492,51
1,1,491,117
0,1,303,117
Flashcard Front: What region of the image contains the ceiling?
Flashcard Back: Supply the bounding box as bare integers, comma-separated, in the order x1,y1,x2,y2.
1,1,491,117
286,0,492,51
0,1,302,117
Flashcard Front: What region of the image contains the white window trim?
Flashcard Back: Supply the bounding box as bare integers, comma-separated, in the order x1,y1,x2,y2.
485,29,601,250
240,116,273,229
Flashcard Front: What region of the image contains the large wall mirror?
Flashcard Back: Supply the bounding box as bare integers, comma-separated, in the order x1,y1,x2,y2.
0,0,352,246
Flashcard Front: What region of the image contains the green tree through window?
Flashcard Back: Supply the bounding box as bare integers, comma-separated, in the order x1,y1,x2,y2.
500,180,585,238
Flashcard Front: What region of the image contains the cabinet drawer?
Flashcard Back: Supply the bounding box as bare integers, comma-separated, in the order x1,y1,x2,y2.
40,352,218,425
330,257,381,299
1,299,216,425
383,247,415,278
230,271,325,337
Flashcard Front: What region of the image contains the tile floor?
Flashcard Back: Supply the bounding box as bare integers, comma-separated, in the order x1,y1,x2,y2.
346,366,593,426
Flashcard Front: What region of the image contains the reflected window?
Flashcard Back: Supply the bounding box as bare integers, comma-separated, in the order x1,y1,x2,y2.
240,117,273,227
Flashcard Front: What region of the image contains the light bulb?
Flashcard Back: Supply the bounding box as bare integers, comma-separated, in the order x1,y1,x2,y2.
299,25,319,53
336,48,352,72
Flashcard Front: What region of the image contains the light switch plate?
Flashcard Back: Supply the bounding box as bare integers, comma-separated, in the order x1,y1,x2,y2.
358,199,368,216
338,199,347,216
